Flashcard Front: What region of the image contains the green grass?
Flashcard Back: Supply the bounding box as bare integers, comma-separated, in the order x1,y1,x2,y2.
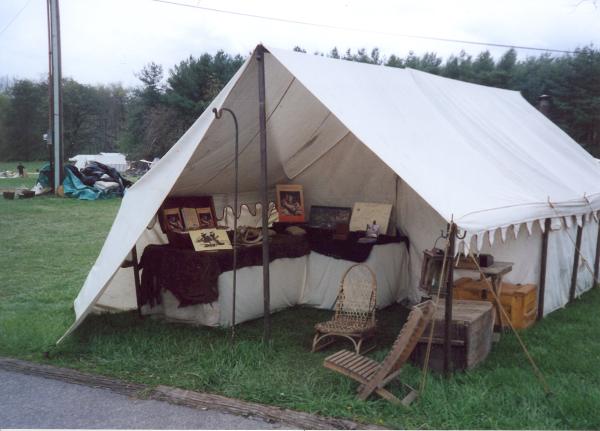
0,160,46,191
1,193,600,429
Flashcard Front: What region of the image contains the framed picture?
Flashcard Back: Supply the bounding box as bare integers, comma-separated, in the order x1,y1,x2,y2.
196,207,216,228
163,208,184,232
349,202,393,234
181,207,200,230
276,184,305,223
309,205,352,230
189,228,232,251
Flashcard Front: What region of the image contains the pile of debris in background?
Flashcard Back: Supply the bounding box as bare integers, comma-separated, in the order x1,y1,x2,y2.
32,161,133,200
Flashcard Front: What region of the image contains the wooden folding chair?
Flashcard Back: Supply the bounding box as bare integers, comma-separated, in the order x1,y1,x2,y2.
323,300,435,406
312,263,377,354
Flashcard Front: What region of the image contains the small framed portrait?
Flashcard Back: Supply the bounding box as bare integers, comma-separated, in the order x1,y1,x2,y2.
276,184,305,223
163,208,184,232
196,207,216,228
189,228,232,251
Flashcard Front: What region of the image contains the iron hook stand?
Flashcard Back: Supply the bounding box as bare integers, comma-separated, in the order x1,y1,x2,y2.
213,107,239,340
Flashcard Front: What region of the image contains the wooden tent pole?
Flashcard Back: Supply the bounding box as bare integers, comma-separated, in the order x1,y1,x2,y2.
537,218,551,321
256,44,271,342
569,219,584,303
443,223,457,377
131,245,142,318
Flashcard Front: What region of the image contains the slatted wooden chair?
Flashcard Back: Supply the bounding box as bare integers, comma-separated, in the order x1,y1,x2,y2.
312,263,377,354
323,300,436,406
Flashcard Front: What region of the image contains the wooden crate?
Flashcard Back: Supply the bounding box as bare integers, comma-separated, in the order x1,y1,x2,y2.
411,300,494,372
454,278,537,329
454,277,493,301
498,282,537,329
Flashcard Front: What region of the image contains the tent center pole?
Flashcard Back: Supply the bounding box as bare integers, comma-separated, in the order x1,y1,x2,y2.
256,44,271,343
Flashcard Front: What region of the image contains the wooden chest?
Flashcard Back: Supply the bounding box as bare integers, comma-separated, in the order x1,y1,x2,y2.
454,278,537,329
497,282,537,329
411,300,494,372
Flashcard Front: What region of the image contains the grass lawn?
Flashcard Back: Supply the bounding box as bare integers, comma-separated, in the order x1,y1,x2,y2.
1,193,600,429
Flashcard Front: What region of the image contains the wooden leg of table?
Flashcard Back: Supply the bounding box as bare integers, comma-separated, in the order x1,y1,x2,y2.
493,275,504,332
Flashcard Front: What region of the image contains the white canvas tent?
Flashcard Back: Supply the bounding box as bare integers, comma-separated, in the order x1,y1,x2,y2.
69,152,128,172
59,45,600,342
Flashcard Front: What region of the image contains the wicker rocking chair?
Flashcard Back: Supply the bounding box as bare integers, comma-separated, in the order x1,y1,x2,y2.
323,300,436,406
312,263,377,354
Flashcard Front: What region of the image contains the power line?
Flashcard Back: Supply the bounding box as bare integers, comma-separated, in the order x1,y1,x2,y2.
151,0,576,55
0,0,33,36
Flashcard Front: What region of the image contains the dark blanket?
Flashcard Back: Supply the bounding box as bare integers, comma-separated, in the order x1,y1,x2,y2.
139,234,311,308
307,229,408,262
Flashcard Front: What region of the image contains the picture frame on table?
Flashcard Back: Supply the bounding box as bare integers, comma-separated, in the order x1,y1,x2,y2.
276,184,305,223
189,228,232,251
349,202,393,234
196,207,216,228
181,207,200,230
163,208,184,232
309,205,352,230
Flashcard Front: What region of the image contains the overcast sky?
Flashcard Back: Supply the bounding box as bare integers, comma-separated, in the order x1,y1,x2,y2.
1,0,599,86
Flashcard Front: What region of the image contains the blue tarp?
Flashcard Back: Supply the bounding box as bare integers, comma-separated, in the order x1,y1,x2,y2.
37,163,122,200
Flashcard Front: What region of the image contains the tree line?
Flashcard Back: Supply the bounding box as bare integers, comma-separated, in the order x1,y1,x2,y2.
0,46,598,162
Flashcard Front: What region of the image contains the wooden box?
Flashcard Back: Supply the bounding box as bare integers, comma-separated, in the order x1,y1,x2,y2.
498,282,537,329
411,300,494,372
454,278,537,329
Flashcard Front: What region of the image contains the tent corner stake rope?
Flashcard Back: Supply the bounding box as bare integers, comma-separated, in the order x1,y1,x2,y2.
212,107,239,341
466,249,552,396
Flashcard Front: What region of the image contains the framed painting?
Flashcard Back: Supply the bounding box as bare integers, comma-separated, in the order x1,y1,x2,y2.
309,205,352,230
189,228,232,251
349,202,393,233
163,208,184,232
276,184,305,223
196,207,216,228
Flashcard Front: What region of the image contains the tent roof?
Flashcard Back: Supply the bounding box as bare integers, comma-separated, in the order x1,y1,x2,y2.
58,45,600,342
266,48,600,233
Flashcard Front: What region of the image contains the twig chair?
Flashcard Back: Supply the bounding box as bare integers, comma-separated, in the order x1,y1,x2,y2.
323,300,436,406
312,263,377,354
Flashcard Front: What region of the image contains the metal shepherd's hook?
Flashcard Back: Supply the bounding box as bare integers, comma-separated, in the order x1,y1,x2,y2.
212,107,239,340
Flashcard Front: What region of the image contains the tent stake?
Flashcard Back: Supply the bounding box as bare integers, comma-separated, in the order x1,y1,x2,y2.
212,107,239,340
256,44,271,343
537,218,551,320
594,215,600,287
569,220,584,303
443,223,457,377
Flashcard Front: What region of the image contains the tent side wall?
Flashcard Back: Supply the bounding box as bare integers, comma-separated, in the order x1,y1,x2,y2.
396,178,599,315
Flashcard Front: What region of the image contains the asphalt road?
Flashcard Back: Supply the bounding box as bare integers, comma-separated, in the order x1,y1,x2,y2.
0,369,286,429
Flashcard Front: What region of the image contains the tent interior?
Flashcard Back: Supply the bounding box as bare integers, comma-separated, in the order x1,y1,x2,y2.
59,46,600,342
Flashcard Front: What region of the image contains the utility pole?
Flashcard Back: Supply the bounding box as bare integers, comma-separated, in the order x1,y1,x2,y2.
47,0,63,193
